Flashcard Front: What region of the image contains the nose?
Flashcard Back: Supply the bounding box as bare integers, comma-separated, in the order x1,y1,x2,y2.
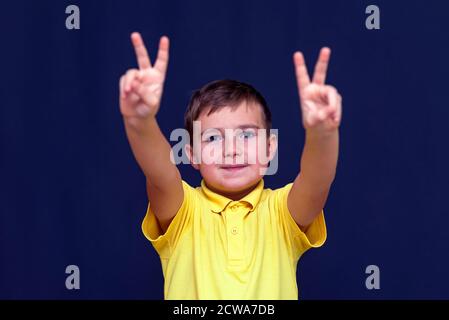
223,134,242,160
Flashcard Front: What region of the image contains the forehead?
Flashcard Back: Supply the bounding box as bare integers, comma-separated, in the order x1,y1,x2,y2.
197,101,265,130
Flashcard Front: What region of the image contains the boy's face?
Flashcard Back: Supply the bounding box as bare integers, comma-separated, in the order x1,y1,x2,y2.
186,101,277,198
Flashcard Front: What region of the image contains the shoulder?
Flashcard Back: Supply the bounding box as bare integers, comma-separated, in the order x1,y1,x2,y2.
260,183,294,204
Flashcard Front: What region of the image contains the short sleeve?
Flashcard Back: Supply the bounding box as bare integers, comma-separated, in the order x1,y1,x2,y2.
272,183,327,260
141,180,196,259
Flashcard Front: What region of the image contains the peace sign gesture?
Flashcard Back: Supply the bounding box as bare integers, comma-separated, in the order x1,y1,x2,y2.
119,32,170,119
293,48,342,132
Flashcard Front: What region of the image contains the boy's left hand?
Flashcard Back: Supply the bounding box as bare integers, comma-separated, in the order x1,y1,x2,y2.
293,48,342,133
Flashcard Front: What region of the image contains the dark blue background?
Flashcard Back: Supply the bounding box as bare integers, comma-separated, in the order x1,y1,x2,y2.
1,0,448,299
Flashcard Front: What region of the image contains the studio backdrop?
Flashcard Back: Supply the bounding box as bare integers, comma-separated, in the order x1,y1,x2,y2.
1,0,448,299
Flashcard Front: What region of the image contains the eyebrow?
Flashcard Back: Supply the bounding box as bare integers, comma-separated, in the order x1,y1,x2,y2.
201,124,261,135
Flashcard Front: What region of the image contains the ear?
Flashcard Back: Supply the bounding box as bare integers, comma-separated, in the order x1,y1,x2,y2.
185,143,200,170
267,133,278,162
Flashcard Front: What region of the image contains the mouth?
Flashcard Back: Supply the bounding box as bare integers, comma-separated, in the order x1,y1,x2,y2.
220,164,248,172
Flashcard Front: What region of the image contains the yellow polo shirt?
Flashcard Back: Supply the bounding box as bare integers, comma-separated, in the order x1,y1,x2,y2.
142,179,326,300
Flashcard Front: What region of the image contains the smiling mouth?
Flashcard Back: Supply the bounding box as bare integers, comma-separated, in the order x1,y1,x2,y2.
220,164,248,171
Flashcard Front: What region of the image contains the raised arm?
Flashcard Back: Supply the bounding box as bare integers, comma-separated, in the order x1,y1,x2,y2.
119,32,183,233
288,48,342,229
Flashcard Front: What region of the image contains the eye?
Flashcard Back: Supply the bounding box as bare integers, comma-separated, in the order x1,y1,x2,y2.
204,134,223,143
238,130,256,139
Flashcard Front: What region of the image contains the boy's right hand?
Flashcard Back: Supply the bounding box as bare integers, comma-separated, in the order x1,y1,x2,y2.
119,32,170,121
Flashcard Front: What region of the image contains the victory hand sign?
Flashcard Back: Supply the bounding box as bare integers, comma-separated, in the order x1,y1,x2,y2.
119,32,170,120
293,48,342,133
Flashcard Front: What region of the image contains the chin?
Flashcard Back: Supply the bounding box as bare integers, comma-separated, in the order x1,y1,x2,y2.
219,180,250,192
201,165,262,193
217,175,259,192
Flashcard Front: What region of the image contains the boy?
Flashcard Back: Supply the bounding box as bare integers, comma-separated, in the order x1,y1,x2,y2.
119,32,342,299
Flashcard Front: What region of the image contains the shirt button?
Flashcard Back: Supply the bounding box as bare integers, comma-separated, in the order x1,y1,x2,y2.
231,227,238,235
230,205,237,211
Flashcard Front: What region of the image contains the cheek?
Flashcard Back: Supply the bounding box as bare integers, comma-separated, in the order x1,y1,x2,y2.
200,143,223,165
244,140,256,163
246,138,269,165
199,163,219,180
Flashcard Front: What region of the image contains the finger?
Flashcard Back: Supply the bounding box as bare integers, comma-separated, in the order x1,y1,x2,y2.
136,83,159,108
124,71,133,93
122,75,140,103
130,78,141,92
333,94,342,123
124,69,139,93
137,69,144,80
293,51,310,96
325,85,338,111
154,36,170,75
131,32,152,69
321,86,338,118
312,47,331,85
120,76,125,99
128,91,141,105
126,78,141,103
325,89,341,121
120,75,134,99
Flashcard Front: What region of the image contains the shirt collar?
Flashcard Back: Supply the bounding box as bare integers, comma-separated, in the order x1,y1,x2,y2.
200,179,264,213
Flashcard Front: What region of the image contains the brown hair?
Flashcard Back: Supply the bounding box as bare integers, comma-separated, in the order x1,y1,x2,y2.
184,79,272,143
